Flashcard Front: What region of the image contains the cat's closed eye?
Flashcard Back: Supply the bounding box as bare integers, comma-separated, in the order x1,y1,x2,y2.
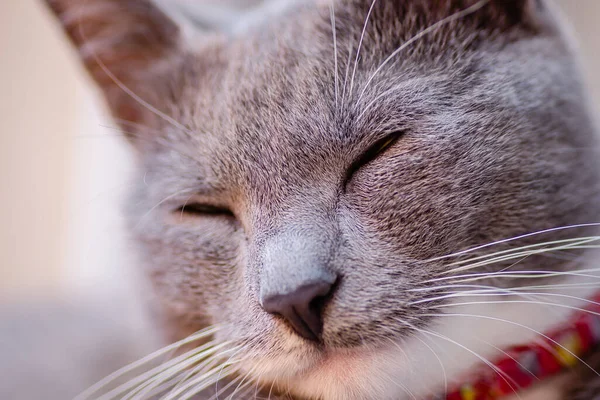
344,131,404,188
175,202,235,219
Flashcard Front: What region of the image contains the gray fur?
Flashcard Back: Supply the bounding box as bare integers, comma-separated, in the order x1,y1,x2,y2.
43,0,600,398
259,226,338,302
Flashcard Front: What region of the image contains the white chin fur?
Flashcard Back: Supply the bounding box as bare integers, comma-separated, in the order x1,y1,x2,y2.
248,273,598,400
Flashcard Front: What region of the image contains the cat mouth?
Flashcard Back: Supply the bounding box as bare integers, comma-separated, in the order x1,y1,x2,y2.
247,343,402,400
245,342,382,393
308,348,375,377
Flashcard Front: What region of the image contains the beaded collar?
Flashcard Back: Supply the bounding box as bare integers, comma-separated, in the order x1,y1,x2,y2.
442,293,600,400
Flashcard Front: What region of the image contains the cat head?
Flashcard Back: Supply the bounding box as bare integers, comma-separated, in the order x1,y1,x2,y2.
46,0,600,398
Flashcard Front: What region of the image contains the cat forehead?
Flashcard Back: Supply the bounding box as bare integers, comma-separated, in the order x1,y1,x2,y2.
178,8,510,144
182,0,543,109
150,0,550,184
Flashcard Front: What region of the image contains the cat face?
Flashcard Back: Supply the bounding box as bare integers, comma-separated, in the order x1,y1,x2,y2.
47,0,600,398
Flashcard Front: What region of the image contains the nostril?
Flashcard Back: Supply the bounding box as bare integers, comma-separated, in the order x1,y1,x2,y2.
261,280,334,342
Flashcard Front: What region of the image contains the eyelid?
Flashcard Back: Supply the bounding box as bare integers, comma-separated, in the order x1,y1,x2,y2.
344,131,404,188
176,202,235,218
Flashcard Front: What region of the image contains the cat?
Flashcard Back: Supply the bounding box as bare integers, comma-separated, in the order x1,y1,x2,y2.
43,0,600,399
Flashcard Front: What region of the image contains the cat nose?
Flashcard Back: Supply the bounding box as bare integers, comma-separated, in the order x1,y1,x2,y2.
261,280,334,342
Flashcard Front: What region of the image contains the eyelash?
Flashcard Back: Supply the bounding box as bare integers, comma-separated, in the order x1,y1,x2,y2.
343,131,404,188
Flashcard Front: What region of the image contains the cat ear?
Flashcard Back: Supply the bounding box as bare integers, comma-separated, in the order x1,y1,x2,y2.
341,0,547,34
487,0,546,24
44,0,182,129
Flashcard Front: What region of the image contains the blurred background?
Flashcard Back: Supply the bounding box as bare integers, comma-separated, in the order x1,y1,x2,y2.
0,0,599,398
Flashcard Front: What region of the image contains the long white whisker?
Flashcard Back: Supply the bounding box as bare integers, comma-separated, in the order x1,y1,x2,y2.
164,348,241,399
355,83,404,122
419,267,600,286
444,237,600,268
105,342,232,400
208,373,245,400
177,366,238,400
330,4,339,112
161,346,241,400
406,323,521,397
123,343,227,400
213,346,248,399
357,0,490,104
349,0,378,100
75,326,221,400
427,313,600,378
388,322,448,397
475,338,539,381
442,239,600,274
341,40,355,106
412,289,600,309
226,364,257,400
379,327,419,400
410,281,600,295
426,223,600,263
431,300,600,317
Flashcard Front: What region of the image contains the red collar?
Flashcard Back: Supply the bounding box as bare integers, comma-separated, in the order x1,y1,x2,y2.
443,292,600,400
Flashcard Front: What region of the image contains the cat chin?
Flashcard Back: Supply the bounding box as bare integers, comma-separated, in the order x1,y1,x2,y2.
246,345,399,400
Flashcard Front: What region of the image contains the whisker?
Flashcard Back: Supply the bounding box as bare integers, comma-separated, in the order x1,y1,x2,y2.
213,346,248,399
159,364,234,400
380,327,419,399
110,118,169,137
161,346,243,400
425,223,600,263
101,341,233,400
341,37,355,105
122,348,219,400
385,323,447,397
431,300,600,317
418,268,600,286
475,337,539,381
252,379,267,400
409,282,600,296
444,237,600,268
158,347,239,400
238,384,262,400
177,366,238,400
412,289,600,309
356,0,490,104
329,3,339,112
207,374,244,400
267,380,276,400
355,83,404,122
354,76,446,122
426,313,600,378
75,326,221,400
401,321,521,397
227,369,258,400
128,372,190,400
442,239,600,275
413,335,448,397
349,0,378,100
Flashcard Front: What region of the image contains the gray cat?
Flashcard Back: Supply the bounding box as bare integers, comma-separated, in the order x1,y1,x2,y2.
43,0,600,399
